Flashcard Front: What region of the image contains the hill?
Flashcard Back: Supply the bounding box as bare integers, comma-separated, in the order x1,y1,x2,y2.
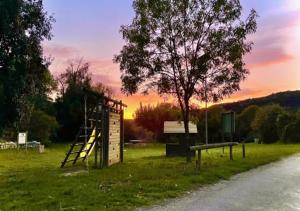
221,90,300,113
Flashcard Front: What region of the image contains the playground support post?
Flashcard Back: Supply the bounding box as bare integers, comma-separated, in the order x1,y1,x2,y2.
120,106,124,163
84,94,88,168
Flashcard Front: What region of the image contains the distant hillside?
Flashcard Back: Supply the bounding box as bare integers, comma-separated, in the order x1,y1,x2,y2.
221,90,300,113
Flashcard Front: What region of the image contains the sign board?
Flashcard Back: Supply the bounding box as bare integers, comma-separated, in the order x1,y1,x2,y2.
222,112,235,134
18,132,27,145
164,121,197,134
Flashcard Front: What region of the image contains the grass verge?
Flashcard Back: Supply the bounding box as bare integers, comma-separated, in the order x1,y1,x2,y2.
0,143,300,210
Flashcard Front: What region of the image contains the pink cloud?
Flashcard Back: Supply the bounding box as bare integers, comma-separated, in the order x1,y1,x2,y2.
262,9,300,31
43,44,79,58
229,88,269,99
91,73,121,93
246,47,294,69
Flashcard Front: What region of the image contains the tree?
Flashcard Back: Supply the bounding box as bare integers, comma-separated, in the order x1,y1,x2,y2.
55,59,113,142
57,59,91,97
276,112,294,141
236,105,259,141
251,105,284,144
115,0,257,157
29,109,59,146
124,119,154,142
92,82,114,98
281,109,300,143
0,0,55,132
195,105,225,143
55,60,92,141
134,103,181,140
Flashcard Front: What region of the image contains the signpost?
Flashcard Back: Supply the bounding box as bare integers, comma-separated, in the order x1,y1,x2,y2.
18,132,27,149
222,112,235,142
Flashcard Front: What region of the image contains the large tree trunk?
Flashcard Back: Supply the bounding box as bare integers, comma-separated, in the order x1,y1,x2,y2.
183,99,191,162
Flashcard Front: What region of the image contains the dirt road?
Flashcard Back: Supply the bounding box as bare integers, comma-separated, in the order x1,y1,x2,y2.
144,154,300,211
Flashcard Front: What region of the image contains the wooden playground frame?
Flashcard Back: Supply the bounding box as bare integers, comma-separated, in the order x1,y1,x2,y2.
61,90,127,169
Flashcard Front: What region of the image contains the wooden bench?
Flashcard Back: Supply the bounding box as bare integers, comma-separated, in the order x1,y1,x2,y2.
190,142,245,172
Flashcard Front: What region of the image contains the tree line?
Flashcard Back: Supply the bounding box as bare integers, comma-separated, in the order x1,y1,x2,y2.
125,103,300,144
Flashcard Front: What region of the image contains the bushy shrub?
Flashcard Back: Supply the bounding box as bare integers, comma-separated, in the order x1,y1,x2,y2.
236,105,259,141
281,109,300,143
251,104,284,143
196,105,226,143
276,112,295,141
29,110,59,146
134,103,181,141
281,122,300,143
124,119,154,142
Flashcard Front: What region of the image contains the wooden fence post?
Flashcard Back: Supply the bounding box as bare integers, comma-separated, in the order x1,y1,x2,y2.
196,149,201,172
229,145,233,160
242,143,245,158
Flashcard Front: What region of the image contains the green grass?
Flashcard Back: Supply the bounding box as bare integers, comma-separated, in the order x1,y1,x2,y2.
1,143,300,210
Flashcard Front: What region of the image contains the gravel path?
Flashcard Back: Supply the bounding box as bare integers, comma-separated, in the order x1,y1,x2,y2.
142,154,300,211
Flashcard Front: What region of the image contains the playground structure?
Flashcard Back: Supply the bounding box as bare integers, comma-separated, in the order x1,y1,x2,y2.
61,91,126,168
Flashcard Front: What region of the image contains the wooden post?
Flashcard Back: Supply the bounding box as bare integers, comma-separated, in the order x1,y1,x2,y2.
94,101,99,168
120,107,124,163
104,108,110,167
242,143,245,158
229,145,233,160
196,149,201,172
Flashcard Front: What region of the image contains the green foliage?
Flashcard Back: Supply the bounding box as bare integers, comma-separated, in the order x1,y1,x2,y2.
115,0,257,135
252,105,285,143
195,105,226,143
55,61,91,142
0,0,55,131
55,60,113,142
1,144,300,210
281,109,300,143
124,119,154,142
28,110,59,145
134,103,181,141
276,112,295,141
236,105,259,141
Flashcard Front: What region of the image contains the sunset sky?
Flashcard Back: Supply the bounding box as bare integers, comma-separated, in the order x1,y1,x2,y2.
43,0,300,119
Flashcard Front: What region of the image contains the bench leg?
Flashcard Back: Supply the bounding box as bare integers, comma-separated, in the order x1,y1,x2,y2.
196,149,201,172
230,145,233,160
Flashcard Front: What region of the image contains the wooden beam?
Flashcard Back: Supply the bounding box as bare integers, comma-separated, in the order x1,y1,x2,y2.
190,142,239,151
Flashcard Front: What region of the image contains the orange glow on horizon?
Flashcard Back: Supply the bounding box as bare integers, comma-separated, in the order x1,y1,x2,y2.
120,89,280,119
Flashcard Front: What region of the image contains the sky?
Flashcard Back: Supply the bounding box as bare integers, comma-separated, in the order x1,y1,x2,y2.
42,0,300,119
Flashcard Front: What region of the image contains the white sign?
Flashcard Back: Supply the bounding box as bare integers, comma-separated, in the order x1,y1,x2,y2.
18,132,27,144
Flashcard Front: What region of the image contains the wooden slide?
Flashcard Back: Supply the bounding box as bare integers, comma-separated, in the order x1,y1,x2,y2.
80,129,100,158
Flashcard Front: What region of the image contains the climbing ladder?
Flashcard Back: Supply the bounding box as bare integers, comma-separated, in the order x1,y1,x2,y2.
61,105,102,168
61,91,126,169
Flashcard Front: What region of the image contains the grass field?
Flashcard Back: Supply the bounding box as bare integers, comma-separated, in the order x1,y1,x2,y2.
1,143,300,210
